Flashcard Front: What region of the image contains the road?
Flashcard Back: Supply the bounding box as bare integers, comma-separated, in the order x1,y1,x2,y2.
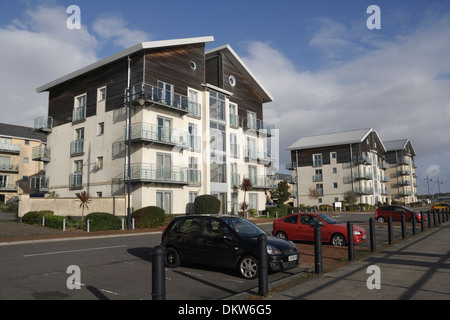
0,211,425,300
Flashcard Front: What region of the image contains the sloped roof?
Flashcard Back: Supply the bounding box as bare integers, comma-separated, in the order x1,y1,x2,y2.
287,128,379,150
206,44,273,103
0,122,47,142
384,139,416,156
37,36,215,93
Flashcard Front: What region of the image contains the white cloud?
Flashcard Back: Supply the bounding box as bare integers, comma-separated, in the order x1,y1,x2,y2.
92,14,152,49
242,10,450,194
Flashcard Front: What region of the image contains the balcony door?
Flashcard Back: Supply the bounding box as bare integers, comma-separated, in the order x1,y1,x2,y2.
157,116,171,143
156,153,172,181
157,80,173,105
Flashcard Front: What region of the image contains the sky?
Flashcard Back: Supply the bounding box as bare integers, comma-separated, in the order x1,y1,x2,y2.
0,0,449,195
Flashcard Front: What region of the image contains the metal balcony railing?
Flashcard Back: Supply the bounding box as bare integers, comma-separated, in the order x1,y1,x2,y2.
70,139,84,156
124,163,201,185
34,116,53,133
243,174,277,189
32,146,51,162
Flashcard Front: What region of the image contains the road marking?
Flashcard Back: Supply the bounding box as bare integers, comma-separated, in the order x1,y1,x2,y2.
22,245,127,257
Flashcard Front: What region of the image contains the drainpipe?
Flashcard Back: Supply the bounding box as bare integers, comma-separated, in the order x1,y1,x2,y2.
126,56,132,230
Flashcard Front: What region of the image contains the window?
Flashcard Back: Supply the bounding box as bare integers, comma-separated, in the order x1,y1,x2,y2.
76,94,86,109
74,160,83,173
97,192,103,197
230,133,238,158
209,91,225,121
98,87,106,101
97,157,103,170
25,140,30,145
156,190,172,214
188,89,200,117
249,193,257,210
157,80,174,105
333,182,338,188
332,167,337,174
98,122,104,135
229,103,238,127
313,154,322,166
0,175,9,188
229,75,236,87
23,157,29,164
331,152,336,159
210,122,226,162
246,111,256,130
157,116,172,143
75,128,84,140
284,215,298,224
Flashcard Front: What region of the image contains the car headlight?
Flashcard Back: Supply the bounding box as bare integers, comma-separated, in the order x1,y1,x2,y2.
267,245,281,255
353,231,361,235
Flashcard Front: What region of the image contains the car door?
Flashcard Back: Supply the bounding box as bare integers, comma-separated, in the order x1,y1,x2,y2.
279,214,302,240
298,214,319,242
177,217,203,263
198,218,237,268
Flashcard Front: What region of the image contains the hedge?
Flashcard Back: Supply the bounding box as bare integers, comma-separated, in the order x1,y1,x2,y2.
194,195,220,214
85,212,121,231
22,210,54,225
132,206,166,228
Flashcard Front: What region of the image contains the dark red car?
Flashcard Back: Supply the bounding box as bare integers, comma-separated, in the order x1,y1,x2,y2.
374,205,423,223
272,213,367,246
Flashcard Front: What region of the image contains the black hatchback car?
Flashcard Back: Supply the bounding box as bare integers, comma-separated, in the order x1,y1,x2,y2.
161,215,299,279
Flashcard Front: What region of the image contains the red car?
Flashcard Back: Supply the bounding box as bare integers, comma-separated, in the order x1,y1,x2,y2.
272,213,367,246
374,205,423,223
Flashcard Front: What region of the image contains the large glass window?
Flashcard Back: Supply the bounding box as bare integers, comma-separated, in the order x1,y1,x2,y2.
209,91,225,121
156,190,172,214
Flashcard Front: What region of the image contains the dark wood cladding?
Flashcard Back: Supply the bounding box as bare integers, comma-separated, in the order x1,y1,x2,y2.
143,43,205,94
205,52,263,120
48,55,143,127
291,132,386,167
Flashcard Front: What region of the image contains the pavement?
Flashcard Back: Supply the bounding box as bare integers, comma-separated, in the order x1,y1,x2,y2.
1,219,449,300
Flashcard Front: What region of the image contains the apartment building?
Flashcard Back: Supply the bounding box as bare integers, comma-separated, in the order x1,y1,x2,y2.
384,139,418,204
0,123,48,203
287,128,390,207
34,36,276,214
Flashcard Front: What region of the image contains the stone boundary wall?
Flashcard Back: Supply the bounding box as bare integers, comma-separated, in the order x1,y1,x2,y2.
18,194,131,218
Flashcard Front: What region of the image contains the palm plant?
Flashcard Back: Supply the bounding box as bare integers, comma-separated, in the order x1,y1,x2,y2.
240,178,253,217
75,191,91,220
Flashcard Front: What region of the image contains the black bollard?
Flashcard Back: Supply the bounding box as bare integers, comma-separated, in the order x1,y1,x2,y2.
420,211,424,232
401,213,406,239
369,218,376,252
427,210,431,229
314,226,322,274
412,213,416,235
388,216,393,245
347,222,354,261
258,234,268,296
438,209,442,225
433,210,437,227
152,246,166,300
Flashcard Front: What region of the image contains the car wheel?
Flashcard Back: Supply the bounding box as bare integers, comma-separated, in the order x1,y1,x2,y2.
377,216,385,223
165,247,181,268
275,231,288,240
331,234,346,247
238,256,258,279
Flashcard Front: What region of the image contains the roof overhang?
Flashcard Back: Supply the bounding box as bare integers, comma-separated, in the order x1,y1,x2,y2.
37,36,215,93
206,44,273,103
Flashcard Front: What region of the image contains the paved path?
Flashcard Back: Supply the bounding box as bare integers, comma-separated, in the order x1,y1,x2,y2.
264,223,450,300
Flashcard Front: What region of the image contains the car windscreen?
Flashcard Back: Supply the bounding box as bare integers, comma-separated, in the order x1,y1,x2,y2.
318,214,338,224
220,217,266,238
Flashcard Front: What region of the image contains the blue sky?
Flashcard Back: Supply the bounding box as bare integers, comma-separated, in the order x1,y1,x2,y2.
1,0,449,195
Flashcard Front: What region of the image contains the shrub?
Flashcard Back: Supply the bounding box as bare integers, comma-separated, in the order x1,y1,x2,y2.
132,206,166,228
85,212,121,231
44,215,66,229
22,210,54,225
194,195,220,214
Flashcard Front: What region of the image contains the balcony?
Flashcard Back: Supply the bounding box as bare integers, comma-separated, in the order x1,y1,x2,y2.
70,139,84,157
32,145,51,162
30,176,49,192
0,182,17,191
34,116,53,133
69,172,83,189
313,174,323,182
354,172,373,180
128,83,191,116
0,163,19,173
354,187,374,195
72,106,86,123
244,146,273,165
229,114,239,128
243,174,277,189
242,118,275,136
286,162,297,170
0,143,20,154
125,123,199,150
124,163,201,185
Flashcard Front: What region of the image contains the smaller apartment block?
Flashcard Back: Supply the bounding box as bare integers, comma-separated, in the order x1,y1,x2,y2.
384,139,418,204
34,36,277,214
287,128,417,207
0,123,48,203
